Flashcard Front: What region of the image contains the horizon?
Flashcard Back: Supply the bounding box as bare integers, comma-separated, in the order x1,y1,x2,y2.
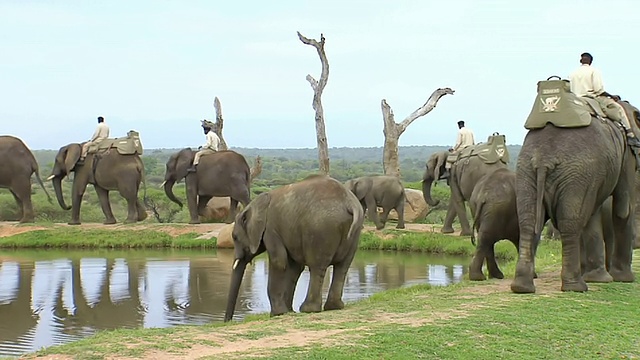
3,1,638,150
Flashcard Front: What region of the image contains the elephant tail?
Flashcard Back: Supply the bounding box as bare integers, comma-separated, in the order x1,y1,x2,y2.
471,200,484,246
347,200,365,245
34,170,53,204
138,157,148,205
533,166,548,240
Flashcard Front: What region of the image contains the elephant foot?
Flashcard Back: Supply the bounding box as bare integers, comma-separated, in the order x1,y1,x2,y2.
18,217,35,224
583,268,613,283
488,270,505,280
511,276,536,293
137,212,148,222
323,298,344,311
68,221,81,226
609,268,635,283
123,219,137,224
270,304,291,317
395,224,405,230
300,300,322,313
189,220,201,225
103,219,117,225
375,225,385,230
459,229,472,237
561,279,588,292
440,226,455,234
468,271,486,281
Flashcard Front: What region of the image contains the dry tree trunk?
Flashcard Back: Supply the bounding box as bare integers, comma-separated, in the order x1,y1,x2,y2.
297,31,330,175
382,88,455,177
250,156,263,183
213,97,229,151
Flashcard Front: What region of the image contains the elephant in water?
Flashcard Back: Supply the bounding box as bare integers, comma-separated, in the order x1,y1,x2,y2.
422,147,507,236
468,168,519,281
224,175,364,322
162,149,251,224
511,80,636,293
344,175,405,230
48,142,147,225
0,135,51,222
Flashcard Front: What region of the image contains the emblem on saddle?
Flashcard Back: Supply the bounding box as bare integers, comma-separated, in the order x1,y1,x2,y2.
447,133,510,166
87,130,144,156
524,76,607,130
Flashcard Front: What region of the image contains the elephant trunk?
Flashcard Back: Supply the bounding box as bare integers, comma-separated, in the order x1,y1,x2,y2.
422,177,440,207
224,259,248,322
52,176,72,210
163,179,183,208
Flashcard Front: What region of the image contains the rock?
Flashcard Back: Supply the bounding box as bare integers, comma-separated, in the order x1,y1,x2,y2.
216,223,235,248
378,188,429,223
200,197,239,222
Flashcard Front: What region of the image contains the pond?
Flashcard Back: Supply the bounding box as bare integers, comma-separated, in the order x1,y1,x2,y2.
0,248,469,357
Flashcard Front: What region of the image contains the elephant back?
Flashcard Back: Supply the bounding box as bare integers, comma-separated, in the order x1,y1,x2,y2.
524,77,603,130
91,130,144,156
447,133,509,166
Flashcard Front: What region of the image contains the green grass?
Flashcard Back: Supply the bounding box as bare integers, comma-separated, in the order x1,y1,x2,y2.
0,228,216,249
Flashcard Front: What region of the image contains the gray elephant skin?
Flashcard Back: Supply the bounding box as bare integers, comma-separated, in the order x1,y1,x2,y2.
163,148,251,224
49,143,147,225
0,135,51,222
224,175,364,322
511,115,636,293
344,175,405,230
468,168,519,281
422,150,507,236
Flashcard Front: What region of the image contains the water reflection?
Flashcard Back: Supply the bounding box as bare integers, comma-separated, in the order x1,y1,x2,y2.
0,249,467,357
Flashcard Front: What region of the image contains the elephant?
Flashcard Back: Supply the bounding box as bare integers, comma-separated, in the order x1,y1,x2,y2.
162,149,251,224
422,149,507,236
344,175,405,230
511,81,636,293
468,168,519,281
0,135,51,222
48,142,147,225
224,174,364,322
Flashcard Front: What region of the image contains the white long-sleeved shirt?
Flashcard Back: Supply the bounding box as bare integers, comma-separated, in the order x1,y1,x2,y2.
202,131,220,151
453,127,475,151
90,122,110,142
568,64,604,97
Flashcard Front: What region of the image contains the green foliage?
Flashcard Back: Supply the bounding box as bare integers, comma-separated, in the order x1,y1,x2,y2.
144,188,184,223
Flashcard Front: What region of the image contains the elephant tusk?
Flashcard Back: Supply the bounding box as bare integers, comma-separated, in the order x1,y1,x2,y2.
159,181,166,188
47,175,55,181
232,259,240,270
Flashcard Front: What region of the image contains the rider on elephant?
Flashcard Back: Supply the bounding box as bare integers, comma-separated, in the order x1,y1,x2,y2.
80,116,110,162
569,52,640,150
188,120,220,173
443,120,475,178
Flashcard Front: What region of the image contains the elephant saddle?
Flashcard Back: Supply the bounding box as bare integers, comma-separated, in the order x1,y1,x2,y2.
446,133,510,165
524,77,608,130
88,130,144,156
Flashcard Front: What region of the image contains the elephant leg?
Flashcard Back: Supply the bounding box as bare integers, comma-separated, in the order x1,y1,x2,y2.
468,242,487,281
136,199,148,222
300,265,328,313
441,203,457,233
511,182,540,294
379,207,392,229
324,260,353,311
609,190,635,283
226,198,239,224
485,243,504,280
581,209,613,283
364,196,383,230
284,260,304,312
558,222,588,292
451,184,471,236
185,175,200,224
94,186,116,224
267,260,292,317
11,184,33,223
197,195,212,217
394,198,405,229
9,190,23,222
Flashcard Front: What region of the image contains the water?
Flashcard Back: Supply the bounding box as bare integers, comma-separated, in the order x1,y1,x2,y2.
0,249,468,357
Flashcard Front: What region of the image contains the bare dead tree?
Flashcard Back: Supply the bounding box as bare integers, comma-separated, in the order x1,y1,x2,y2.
250,156,263,183
382,88,455,177
297,31,330,175
212,97,229,151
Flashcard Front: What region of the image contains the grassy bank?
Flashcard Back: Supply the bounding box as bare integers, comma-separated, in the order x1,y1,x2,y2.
25,239,640,360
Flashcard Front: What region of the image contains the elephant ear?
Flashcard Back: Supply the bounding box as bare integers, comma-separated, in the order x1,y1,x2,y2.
434,152,447,181
56,144,82,175
174,149,194,181
243,192,271,254
353,179,371,200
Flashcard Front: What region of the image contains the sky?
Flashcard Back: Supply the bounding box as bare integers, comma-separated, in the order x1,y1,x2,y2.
2,0,639,150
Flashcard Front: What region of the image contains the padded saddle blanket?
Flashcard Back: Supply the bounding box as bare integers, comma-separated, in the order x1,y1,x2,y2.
89,130,144,155
447,133,510,165
524,78,607,130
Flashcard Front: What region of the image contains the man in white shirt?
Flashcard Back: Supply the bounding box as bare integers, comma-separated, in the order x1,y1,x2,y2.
443,120,476,177
81,116,110,161
569,52,640,148
188,120,220,173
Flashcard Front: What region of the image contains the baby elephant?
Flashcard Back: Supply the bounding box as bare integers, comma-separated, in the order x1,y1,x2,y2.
468,168,519,281
344,175,406,230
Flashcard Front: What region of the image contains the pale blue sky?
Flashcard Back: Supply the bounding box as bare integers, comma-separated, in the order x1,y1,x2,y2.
2,0,638,150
